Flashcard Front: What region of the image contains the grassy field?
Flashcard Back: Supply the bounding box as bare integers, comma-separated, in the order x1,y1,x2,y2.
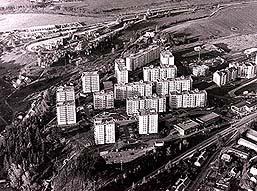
164,2,257,42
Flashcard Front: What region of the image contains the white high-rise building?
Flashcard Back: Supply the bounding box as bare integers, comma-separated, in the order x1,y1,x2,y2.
156,76,193,96
115,58,129,83
56,85,76,125
213,67,237,87
138,109,158,135
143,64,177,82
192,64,209,77
94,117,115,145
169,89,207,109
93,90,114,110
125,45,160,71
81,71,100,93
114,80,153,100
229,62,257,79
160,49,175,65
126,94,166,116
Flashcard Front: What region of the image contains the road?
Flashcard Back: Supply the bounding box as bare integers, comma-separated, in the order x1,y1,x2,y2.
228,77,257,97
125,112,257,191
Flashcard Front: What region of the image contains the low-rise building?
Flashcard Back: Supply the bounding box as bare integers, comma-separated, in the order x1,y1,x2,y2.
114,80,153,100
93,90,114,110
169,89,207,109
138,109,158,135
174,119,200,136
160,49,174,65
94,117,115,145
143,64,177,82
196,112,220,126
126,94,166,116
125,45,160,71
231,100,257,117
156,76,192,96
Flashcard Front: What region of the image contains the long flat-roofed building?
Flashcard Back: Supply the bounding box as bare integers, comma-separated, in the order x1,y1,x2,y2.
94,117,115,145
160,49,174,65
115,58,129,83
138,109,158,135
174,119,200,136
93,90,114,110
114,80,153,100
156,76,193,96
169,89,207,109
82,71,100,93
143,64,177,82
126,94,166,116
196,112,220,126
56,85,76,125
125,45,160,71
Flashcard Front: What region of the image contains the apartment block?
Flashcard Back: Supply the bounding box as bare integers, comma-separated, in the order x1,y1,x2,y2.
213,67,237,87
192,64,209,77
138,109,158,135
114,80,153,100
160,49,175,65
81,71,100,93
169,89,207,109
156,76,193,96
143,64,177,82
56,85,76,125
115,58,129,83
94,117,115,145
229,61,257,79
125,45,160,71
93,90,114,110
126,94,166,116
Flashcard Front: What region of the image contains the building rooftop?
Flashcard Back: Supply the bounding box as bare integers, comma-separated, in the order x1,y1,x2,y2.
82,71,99,76
138,109,158,116
175,119,200,131
94,90,113,95
127,94,165,100
94,116,115,125
196,112,220,123
126,45,160,58
157,75,192,82
170,89,206,95
56,85,74,92
161,49,173,57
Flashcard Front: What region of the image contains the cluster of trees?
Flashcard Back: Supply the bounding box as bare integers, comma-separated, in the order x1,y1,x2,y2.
0,88,65,190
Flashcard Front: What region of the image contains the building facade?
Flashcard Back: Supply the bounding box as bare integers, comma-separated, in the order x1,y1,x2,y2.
143,64,177,82
81,71,100,93
125,45,160,71
114,80,153,100
213,67,237,87
115,58,129,83
160,49,175,65
229,62,257,79
94,117,115,145
192,64,209,77
156,76,193,96
169,89,207,109
56,85,76,125
93,90,114,110
126,94,166,115
138,110,158,135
